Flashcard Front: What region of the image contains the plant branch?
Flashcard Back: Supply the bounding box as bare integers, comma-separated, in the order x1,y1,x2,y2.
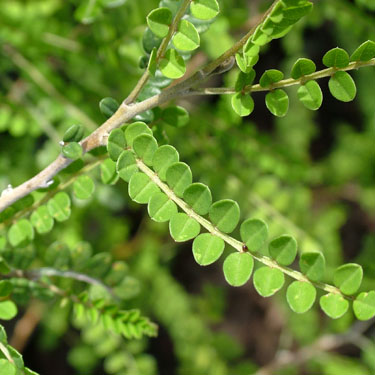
124,0,192,104
135,157,349,298
191,58,375,95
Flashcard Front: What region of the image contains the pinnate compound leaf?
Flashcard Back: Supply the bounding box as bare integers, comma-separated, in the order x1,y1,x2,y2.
190,0,219,20
47,192,71,222
328,71,356,102
322,47,349,68
173,20,200,51
107,129,126,161
160,49,186,79
100,159,119,185
253,267,285,297
99,97,119,118
146,8,172,38
183,183,212,215
169,212,200,242
286,281,316,314
125,122,152,147
223,252,254,287
63,124,84,142
30,205,54,234
166,162,192,197
116,150,138,182
240,218,268,252
320,293,349,319
231,93,254,117
299,250,325,281
0,300,18,320
62,142,83,160
350,40,375,62
291,57,316,79
73,175,95,200
148,192,177,222
8,219,34,247
353,291,375,321
269,235,297,266
209,199,240,234
333,263,363,295
161,106,189,128
133,134,158,166
152,145,179,181
259,69,284,87
192,233,225,266
265,89,289,117
297,80,323,110
128,172,159,204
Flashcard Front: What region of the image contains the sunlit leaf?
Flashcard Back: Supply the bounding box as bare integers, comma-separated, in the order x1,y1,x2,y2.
169,212,200,242
320,293,349,319
160,49,186,79
353,291,375,321
209,199,240,234
73,175,95,200
152,145,179,181
286,281,316,314
166,162,192,197
240,218,268,252
147,7,172,38
190,0,219,20
173,20,200,51
148,192,177,222
297,80,323,110
128,172,159,204
333,263,363,295
223,252,254,287
192,233,225,266
30,205,54,234
183,183,212,215
265,89,289,117
253,266,285,297
322,47,349,68
328,71,356,102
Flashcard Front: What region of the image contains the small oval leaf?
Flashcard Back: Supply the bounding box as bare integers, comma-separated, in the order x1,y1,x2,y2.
107,129,126,161
192,233,225,266
209,199,240,234
146,7,172,38
297,80,323,110
333,263,363,295
133,134,158,166
223,252,254,287
169,212,200,242
128,172,159,204
322,47,349,68
231,93,254,117
30,205,54,234
286,281,316,314
116,150,138,182
353,291,375,321
291,57,316,79
190,0,219,20
253,266,285,297
160,49,186,79
299,250,325,281
328,71,356,102
47,192,71,222
320,293,349,319
240,218,268,252
73,175,95,200
183,183,212,215
152,145,179,181
166,162,192,197
173,20,200,51
124,122,152,147
269,235,297,266
265,89,289,117
147,192,177,222
350,40,375,62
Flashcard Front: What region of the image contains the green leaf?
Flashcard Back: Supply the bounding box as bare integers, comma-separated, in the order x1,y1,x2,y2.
147,47,157,76
128,172,159,204
62,142,83,160
146,7,172,38
169,212,200,242
235,70,256,92
209,199,240,234
297,80,323,110
0,359,17,375
320,293,349,319
147,192,177,222
244,40,260,57
231,93,254,117
63,124,84,142
252,26,272,46
192,233,225,266
30,205,54,234
166,162,192,197
281,1,313,20
328,71,356,102
47,192,71,222
0,280,13,297
350,40,375,62
44,242,71,268
265,89,289,117
142,27,162,54
107,129,126,161
291,57,316,79
299,250,325,281
152,145,179,181
235,53,257,73
322,47,349,68
183,183,212,215
161,106,189,128
190,0,219,20
100,159,119,185
160,49,186,79
116,150,138,182
124,122,152,147
333,263,363,295
286,281,316,314
268,235,297,266
73,175,95,200
8,219,34,247
259,69,284,87
240,218,268,252
133,134,158,166
0,300,18,320
223,252,254,287
99,97,120,118
253,266,285,297
173,20,200,51
353,291,375,321
0,257,11,275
